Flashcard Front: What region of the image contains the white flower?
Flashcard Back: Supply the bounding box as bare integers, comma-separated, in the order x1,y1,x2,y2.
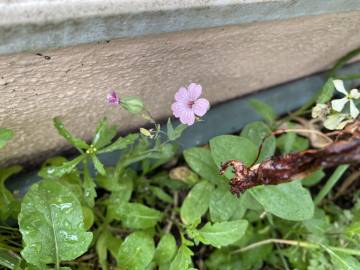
331,80,360,119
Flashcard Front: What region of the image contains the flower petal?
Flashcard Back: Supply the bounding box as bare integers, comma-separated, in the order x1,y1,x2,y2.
175,87,189,102
187,83,202,101
331,98,348,112
171,101,187,118
192,98,210,117
349,100,359,119
350,89,360,99
333,80,348,95
179,110,195,126
106,90,120,105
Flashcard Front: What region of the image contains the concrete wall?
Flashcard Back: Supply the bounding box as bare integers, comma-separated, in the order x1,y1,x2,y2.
1,11,360,166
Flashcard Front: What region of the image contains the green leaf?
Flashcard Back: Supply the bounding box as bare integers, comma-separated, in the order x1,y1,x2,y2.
114,203,163,229
209,187,238,222
0,165,22,221
0,128,13,149
210,135,257,178
249,99,276,124
241,121,276,162
317,77,335,104
149,186,174,204
92,118,117,149
184,147,226,185
302,170,325,187
82,206,94,230
19,180,93,267
198,220,248,248
117,231,155,270
167,119,187,141
169,245,193,270
180,181,214,225
38,156,84,179
323,246,360,270
250,181,314,221
96,231,110,270
91,155,106,175
83,162,97,208
154,234,177,265
53,117,89,151
98,133,139,153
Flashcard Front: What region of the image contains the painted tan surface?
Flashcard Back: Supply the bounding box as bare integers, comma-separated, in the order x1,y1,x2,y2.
1,11,360,166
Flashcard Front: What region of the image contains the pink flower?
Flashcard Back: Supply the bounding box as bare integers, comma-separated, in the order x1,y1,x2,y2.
171,83,210,126
106,90,120,105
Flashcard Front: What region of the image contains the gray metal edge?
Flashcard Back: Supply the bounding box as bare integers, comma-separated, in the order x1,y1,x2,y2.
1,0,360,55
6,61,360,195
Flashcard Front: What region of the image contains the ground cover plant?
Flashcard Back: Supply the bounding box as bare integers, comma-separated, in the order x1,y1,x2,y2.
0,49,360,270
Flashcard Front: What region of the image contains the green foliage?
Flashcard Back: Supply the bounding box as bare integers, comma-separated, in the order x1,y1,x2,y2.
18,180,92,268
2,61,360,270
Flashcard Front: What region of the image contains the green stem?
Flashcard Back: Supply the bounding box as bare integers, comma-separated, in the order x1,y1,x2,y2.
314,165,349,205
327,47,360,78
231,238,360,256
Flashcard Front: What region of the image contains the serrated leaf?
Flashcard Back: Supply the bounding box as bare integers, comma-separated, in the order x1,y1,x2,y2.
114,203,163,229
249,99,276,124
169,245,193,270
19,180,93,267
0,165,22,221
53,117,89,150
98,133,139,153
117,231,155,270
184,147,226,185
83,163,97,208
209,187,238,222
198,220,248,248
250,181,314,221
0,128,13,149
155,234,177,265
92,118,117,149
180,181,214,225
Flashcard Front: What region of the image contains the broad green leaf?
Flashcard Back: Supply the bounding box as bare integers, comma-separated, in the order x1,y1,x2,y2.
0,128,13,149
19,180,93,267
0,165,22,221
154,234,177,265
317,77,335,104
277,133,309,154
249,99,276,124
169,245,193,270
91,155,106,175
117,231,155,270
38,155,84,179
180,181,214,225
92,118,117,149
209,187,238,222
98,133,139,153
97,167,135,192
210,135,257,178
198,220,248,248
241,121,276,162
184,147,226,185
250,181,314,221
167,119,187,141
53,117,89,150
114,203,163,229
